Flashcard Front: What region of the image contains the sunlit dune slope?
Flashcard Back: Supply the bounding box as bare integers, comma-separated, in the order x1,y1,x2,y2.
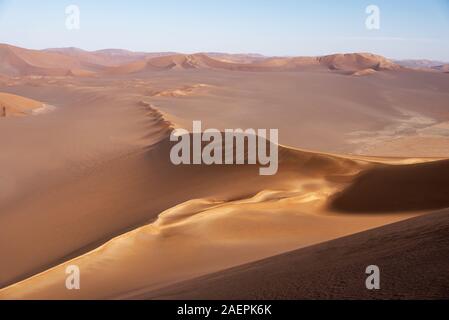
0,92,43,116
140,209,449,300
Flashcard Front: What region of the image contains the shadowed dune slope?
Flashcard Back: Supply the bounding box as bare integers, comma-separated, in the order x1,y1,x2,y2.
140,209,449,300
330,159,449,212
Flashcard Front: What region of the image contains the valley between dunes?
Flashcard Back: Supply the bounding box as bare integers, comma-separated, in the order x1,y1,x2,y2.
0,46,449,299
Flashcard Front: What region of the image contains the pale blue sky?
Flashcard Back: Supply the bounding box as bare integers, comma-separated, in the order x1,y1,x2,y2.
1,0,448,60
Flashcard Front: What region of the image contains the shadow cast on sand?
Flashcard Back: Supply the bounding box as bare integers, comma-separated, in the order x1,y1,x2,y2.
330,159,449,213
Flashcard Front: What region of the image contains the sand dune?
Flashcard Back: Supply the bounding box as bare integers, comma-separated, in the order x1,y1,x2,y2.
318,53,399,72
148,68,449,156
0,44,404,77
214,52,400,73
0,127,362,291
2,130,449,298
0,44,94,76
104,54,241,73
140,209,449,300
0,92,44,117
240,53,398,73
146,54,209,70
0,137,429,299
0,45,448,300
45,48,175,67
0,44,178,77
104,52,400,75
102,54,217,74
